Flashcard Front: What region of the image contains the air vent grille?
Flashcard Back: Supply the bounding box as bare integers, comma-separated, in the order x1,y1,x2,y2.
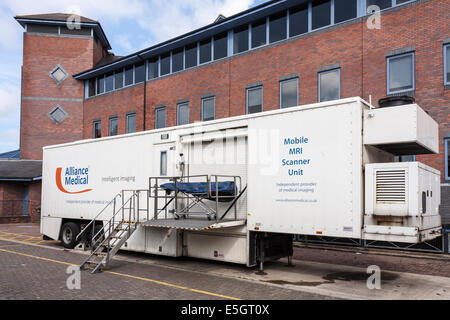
375,169,406,203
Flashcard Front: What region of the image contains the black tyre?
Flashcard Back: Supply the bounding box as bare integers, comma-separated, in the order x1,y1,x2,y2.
60,222,80,249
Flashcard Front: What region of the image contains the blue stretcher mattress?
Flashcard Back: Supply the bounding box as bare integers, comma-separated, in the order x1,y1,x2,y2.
160,181,236,197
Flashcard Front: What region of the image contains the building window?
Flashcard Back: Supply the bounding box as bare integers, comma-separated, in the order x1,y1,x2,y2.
269,11,287,44
233,25,248,54
251,19,266,49
124,65,133,86
280,78,298,108
214,32,228,60
93,120,101,138
446,138,450,180
160,53,171,76
200,39,212,64
394,155,416,162
60,26,92,36
105,72,114,92
366,0,392,10
289,4,308,37
334,0,357,24
148,57,159,79
319,68,340,102
26,24,58,34
155,106,166,129
109,117,118,136
135,62,145,83
312,0,331,30
115,70,124,89
97,76,105,94
185,43,198,69
247,86,263,114
445,44,450,85
126,113,136,133
177,102,189,125
160,151,167,176
202,96,215,121
88,78,96,97
172,48,184,73
387,52,415,94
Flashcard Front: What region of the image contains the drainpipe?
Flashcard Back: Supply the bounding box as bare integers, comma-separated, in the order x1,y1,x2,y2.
137,54,147,131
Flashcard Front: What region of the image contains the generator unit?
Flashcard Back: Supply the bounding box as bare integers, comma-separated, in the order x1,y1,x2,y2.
364,162,441,242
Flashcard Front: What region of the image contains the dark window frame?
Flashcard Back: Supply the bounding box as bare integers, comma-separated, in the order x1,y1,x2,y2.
126,113,136,134
177,102,189,126
155,106,167,129
246,86,263,114
280,78,299,109
201,96,215,121
93,120,101,138
445,44,450,86
318,68,341,102
387,52,415,94
109,116,118,136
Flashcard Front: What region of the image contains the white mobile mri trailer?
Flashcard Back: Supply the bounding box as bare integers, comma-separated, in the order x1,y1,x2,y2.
40,97,441,272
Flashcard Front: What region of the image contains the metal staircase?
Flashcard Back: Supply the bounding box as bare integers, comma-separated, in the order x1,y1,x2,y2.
76,190,148,273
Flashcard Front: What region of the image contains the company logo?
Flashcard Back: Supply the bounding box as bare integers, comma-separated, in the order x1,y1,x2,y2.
56,167,93,194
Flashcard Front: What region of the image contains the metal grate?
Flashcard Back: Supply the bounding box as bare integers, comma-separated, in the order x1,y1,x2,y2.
375,169,406,203
49,64,68,84
47,105,68,124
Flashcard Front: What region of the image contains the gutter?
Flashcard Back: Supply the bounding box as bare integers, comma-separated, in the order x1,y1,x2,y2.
137,54,147,131
0,176,42,182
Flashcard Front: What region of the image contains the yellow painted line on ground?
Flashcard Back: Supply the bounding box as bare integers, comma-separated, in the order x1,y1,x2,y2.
105,270,241,300
0,248,241,300
0,248,75,266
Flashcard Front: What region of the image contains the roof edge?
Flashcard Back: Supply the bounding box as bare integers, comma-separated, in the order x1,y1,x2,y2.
73,0,288,79
15,15,111,50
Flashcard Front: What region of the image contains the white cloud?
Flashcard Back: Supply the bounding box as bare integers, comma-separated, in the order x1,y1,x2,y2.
1,0,146,22
137,0,255,44
0,128,19,152
0,0,258,153
0,83,20,117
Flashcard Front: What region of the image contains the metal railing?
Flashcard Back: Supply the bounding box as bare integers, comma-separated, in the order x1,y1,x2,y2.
76,189,149,245
149,174,244,223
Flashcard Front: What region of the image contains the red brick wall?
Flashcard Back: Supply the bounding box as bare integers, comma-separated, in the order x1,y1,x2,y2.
0,181,41,222
20,33,98,159
84,0,450,179
79,0,448,182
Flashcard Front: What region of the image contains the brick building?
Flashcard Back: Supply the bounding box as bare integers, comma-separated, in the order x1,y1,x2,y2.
5,0,450,223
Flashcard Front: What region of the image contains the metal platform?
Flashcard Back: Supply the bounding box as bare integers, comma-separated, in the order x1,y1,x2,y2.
142,218,246,231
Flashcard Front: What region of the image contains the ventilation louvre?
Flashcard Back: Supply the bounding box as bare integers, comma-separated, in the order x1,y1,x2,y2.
375,169,406,203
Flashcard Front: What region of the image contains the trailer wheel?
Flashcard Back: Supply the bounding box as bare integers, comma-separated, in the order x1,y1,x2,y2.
60,222,80,249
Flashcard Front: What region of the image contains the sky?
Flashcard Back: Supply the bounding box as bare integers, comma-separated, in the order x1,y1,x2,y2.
0,0,267,154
